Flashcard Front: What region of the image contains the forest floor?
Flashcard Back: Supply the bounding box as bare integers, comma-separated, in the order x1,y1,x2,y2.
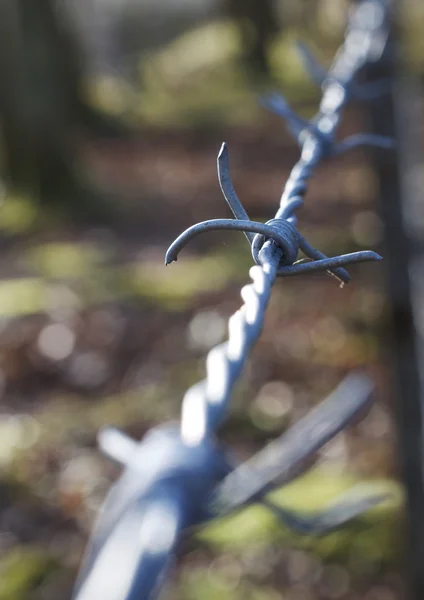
0,112,405,600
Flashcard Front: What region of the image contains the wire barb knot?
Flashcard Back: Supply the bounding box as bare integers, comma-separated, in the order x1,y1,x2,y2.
165,142,382,285
252,218,299,268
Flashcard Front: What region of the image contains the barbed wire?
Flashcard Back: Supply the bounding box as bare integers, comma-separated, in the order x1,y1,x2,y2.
72,2,394,599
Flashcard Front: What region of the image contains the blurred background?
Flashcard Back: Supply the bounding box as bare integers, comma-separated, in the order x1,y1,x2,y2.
0,0,423,599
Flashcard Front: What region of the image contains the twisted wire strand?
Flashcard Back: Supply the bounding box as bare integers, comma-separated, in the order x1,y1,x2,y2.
178,0,391,447
181,242,281,444
72,2,393,599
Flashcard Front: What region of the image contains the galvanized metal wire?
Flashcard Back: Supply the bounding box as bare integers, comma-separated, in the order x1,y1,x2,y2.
72,2,394,599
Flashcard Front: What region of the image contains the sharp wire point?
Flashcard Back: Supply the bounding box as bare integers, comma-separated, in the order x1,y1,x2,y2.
218,141,228,158
296,39,328,85
261,490,390,535
209,372,376,515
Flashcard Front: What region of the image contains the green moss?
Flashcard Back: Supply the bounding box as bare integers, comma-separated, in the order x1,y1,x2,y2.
0,547,58,600
31,243,105,279
0,196,38,234
198,469,403,564
86,19,322,129
123,253,245,311
0,237,252,318
0,278,47,317
179,568,283,600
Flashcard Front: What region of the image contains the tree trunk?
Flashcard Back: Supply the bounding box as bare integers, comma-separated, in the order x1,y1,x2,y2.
0,0,126,215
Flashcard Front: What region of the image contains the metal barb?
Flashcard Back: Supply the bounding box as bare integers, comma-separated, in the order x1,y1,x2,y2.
165,218,293,266
296,40,328,86
261,490,390,535
334,133,396,155
296,39,391,102
217,142,254,244
166,138,382,282
72,2,393,599
165,213,381,284
208,372,375,514
260,93,311,142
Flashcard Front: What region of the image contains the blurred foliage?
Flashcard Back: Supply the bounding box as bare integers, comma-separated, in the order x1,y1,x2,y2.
0,240,250,318
0,196,39,235
89,21,320,128
402,0,424,73
86,5,424,130
200,470,402,559
0,549,59,600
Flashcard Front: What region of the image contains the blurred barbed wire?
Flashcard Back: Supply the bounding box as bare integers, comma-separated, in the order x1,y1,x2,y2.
71,2,395,599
